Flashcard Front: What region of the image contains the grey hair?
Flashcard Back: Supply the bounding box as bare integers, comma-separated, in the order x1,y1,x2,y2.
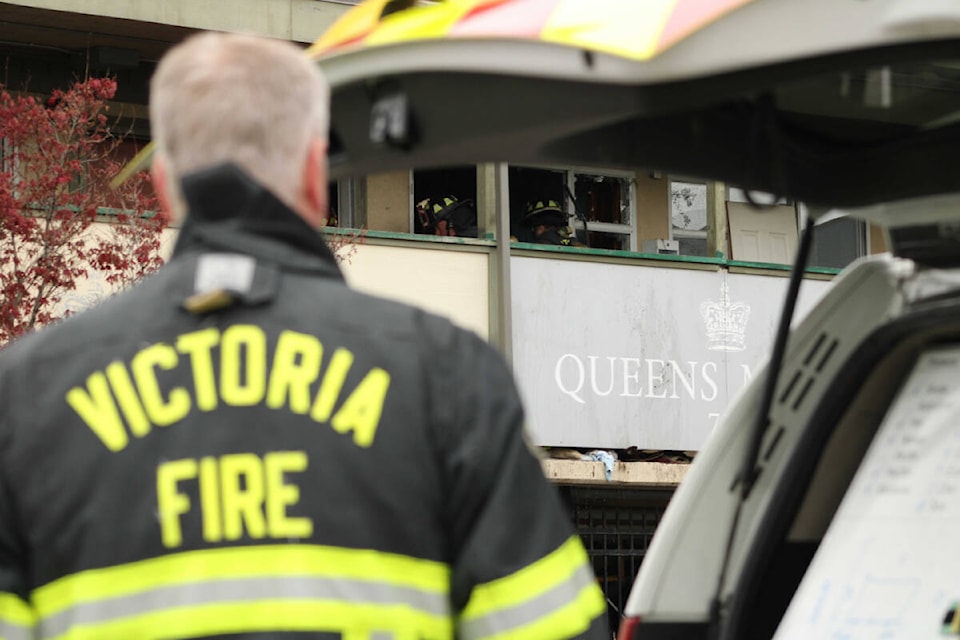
150,32,329,215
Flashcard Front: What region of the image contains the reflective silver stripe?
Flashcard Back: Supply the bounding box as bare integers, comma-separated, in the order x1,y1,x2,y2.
39,576,449,638
459,564,597,639
0,619,35,640
344,632,396,640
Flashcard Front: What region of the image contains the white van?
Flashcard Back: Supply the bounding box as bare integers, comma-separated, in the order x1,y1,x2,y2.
619,213,960,639
312,0,960,637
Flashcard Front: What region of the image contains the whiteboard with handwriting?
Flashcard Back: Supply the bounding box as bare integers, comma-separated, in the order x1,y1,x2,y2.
774,345,960,640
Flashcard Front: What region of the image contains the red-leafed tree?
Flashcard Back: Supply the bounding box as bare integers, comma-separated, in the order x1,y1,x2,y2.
0,77,167,345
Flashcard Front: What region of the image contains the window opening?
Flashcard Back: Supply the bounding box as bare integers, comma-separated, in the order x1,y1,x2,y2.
571,171,634,251
412,166,479,238
670,179,709,257
326,182,339,226
509,166,635,250
808,216,867,270
508,166,566,243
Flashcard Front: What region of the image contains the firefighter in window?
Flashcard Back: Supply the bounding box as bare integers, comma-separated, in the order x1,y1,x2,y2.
416,195,479,238
523,199,584,246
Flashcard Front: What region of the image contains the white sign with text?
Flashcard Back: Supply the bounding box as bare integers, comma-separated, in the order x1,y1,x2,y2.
511,257,833,450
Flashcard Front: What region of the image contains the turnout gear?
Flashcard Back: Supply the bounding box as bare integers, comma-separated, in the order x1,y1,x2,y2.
524,200,582,247
536,227,580,246
0,165,606,640
416,195,479,237
523,199,568,230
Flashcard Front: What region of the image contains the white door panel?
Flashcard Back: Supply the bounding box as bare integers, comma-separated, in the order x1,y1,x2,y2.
728,202,798,263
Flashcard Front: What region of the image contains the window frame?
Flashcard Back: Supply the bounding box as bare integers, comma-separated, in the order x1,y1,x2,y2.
510,163,638,251
669,177,711,257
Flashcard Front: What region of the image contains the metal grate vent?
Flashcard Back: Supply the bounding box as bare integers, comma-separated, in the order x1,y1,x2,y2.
565,487,671,635
777,331,840,413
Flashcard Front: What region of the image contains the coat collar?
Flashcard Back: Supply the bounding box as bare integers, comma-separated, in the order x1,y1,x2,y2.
171,163,344,280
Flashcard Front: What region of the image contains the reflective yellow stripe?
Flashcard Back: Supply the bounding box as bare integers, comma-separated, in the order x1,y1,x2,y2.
33,544,449,618
309,0,761,61
0,593,34,626
462,536,589,620
459,537,604,639
470,581,605,640
542,0,677,61
41,575,450,636
306,0,394,57
364,2,472,46
0,592,35,640
45,600,452,640
44,600,450,640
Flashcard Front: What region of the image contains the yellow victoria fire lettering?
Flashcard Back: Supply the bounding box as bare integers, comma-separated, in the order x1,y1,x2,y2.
331,367,391,448
66,327,391,452
267,331,323,413
65,371,129,452
176,327,220,411
156,451,313,548
220,325,267,406
133,344,191,427
106,360,151,437
310,348,353,422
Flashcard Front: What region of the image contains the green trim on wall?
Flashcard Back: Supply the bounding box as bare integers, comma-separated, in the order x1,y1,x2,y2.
511,241,727,265
725,259,841,276
323,227,495,247
321,227,842,277
95,206,160,219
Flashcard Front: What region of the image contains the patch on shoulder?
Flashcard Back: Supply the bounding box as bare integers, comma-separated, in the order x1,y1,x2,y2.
194,253,256,295
182,253,258,314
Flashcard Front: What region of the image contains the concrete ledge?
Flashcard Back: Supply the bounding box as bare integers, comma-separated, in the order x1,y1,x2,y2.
542,459,689,487
5,0,350,43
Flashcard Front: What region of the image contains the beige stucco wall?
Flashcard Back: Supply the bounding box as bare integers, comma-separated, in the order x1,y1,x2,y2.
54,224,179,316
60,223,490,339
341,243,490,339
635,172,671,245
869,223,888,254
3,0,349,43
365,172,412,233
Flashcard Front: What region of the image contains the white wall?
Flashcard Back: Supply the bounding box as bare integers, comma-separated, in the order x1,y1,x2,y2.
511,256,833,450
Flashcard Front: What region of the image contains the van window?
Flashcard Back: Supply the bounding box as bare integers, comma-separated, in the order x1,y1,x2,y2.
774,344,960,639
